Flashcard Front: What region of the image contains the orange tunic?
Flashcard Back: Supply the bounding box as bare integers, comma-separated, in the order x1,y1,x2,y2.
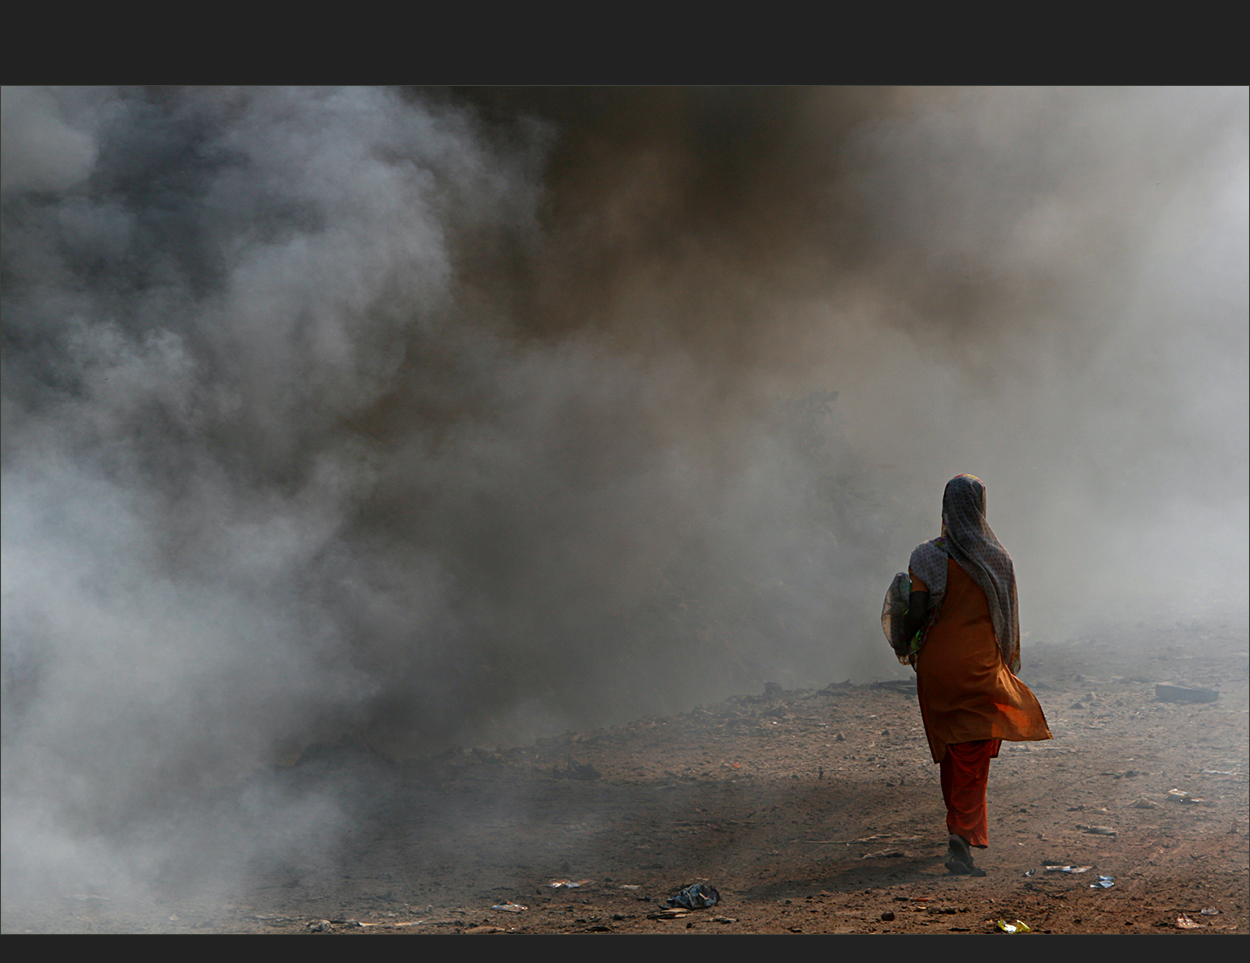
911,558,1051,764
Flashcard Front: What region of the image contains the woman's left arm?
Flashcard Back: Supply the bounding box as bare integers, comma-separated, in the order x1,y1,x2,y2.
902,591,929,643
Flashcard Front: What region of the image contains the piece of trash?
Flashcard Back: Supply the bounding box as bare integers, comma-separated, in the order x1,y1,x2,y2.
307,920,332,932
1199,907,1220,916
620,884,641,891
996,919,1031,933
548,879,590,888
666,882,720,909
1089,876,1115,889
648,908,689,920
1155,683,1218,704
1167,789,1206,805
1175,914,1201,929
492,902,527,912
1201,769,1235,775
1023,869,1035,877
710,915,737,924
1043,864,1093,874
1079,825,1117,836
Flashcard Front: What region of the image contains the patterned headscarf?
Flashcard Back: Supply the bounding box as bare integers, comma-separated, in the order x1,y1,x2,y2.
909,474,1020,673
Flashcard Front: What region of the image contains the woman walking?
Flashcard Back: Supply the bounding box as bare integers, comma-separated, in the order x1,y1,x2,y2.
900,474,1051,875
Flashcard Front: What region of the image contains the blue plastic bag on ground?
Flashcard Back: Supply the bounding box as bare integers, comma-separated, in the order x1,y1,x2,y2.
666,882,720,909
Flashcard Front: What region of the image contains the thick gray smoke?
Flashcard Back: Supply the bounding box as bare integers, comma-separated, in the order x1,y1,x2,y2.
2,86,1246,906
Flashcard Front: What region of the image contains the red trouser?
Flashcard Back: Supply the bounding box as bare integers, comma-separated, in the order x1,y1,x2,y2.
939,739,1001,848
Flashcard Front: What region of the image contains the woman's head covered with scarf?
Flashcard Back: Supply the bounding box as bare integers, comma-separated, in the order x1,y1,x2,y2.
941,474,1021,673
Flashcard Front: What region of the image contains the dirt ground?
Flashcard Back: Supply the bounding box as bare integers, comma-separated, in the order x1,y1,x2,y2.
6,613,1248,936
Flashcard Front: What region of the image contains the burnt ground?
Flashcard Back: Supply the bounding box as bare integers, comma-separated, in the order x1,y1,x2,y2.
5,614,1248,936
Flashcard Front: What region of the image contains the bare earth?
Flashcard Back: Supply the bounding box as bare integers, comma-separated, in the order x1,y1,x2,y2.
7,615,1248,936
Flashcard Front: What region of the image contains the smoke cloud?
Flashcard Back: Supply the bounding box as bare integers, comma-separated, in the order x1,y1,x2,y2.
2,86,1246,908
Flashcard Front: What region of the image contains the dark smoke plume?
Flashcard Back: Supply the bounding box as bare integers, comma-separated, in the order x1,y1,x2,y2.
2,86,1246,904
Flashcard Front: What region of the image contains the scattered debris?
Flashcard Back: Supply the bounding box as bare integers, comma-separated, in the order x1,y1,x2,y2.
1043,865,1093,874
1167,789,1207,805
1078,825,1117,836
666,882,720,909
872,680,916,695
1175,914,1201,929
552,760,601,781
1089,876,1115,889
492,902,527,912
1155,683,1219,704
996,919,1031,933
548,879,590,888
307,919,332,932
1200,907,1220,916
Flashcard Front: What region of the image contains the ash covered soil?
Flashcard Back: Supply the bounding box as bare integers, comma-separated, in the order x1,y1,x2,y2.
8,615,1248,936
